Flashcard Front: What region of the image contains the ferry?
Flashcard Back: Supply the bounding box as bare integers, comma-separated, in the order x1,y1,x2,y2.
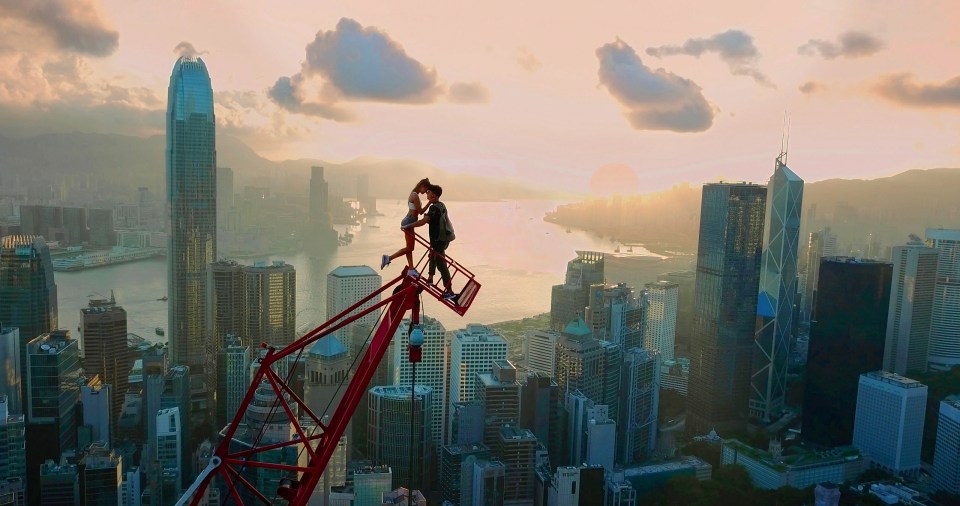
155,327,165,336
157,296,168,301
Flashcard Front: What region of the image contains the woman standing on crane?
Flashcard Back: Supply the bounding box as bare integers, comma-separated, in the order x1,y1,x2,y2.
381,177,431,269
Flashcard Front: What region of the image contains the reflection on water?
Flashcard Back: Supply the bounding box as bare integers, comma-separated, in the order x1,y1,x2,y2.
58,200,672,342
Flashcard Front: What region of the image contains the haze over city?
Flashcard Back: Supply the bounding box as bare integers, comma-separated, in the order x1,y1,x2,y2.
2,1,959,193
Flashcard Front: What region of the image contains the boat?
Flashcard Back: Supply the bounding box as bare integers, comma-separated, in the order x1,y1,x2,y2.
157,296,168,301
155,327,165,336
614,245,621,253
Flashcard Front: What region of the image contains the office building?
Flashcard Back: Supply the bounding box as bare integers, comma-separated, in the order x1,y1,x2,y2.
393,317,447,453
475,360,521,448
208,259,297,348
0,396,25,487
600,340,623,429
382,487,426,505
0,235,57,403
497,425,537,504
440,443,490,506
660,357,689,396
81,297,129,430
551,252,605,330
802,227,838,322
166,55,217,384
327,266,381,358
547,465,605,506
38,460,79,506
852,371,926,476
801,258,892,447
0,327,21,413
215,336,251,430
156,407,183,500
884,237,938,375
721,439,865,490
555,319,603,402
687,183,767,435
120,467,141,506
933,400,960,494
586,283,646,349
80,382,113,445
519,373,559,451
0,478,25,506
450,401,485,446
450,324,509,408
472,459,506,506
620,348,660,465
349,465,392,506
751,159,803,424
25,331,79,503
644,281,678,361
657,271,695,354
604,469,638,506
927,229,960,371
523,329,557,378
367,385,432,491
79,443,123,506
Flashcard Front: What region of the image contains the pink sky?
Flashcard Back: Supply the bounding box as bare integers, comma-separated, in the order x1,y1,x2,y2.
1,0,959,193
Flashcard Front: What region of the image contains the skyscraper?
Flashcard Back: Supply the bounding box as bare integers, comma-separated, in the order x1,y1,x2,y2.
620,348,660,465
644,281,678,362
79,443,123,506
215,336,251,430
166,56,217,384
555,319,603,402
393,317,447,453
852,371,926,477
475,360,521,449
0,395,26,489
523,329,557,378
81,298,129,432
750,158,803,424
327,266,381,358
884,237,938,375
439,443,490,506
497,426,537,504
926,229,960,371
550,252,605,329
801,257,892,447
309,166,338,251
657,271,696,355
450,324,509,417
933,399,960,495
367,385,432,491
0,235,57,403
687,183,767,435
208,260,297,348
586,283,646,349
801,227,838,322
0,326,21,413
156,407,183,501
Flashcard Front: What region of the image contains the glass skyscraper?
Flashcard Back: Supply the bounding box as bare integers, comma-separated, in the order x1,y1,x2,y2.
750,157,803,423
686,183,767,436
166,56,217,380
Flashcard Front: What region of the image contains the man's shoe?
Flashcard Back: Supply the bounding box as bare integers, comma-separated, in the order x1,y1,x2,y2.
380,254,390,270
443,290,457,300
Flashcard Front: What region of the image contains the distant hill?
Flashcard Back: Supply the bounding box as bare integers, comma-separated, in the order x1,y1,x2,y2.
546,168,960,254
0,132,564,202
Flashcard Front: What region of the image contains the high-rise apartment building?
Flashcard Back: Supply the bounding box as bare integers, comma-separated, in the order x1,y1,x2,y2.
367,385,432,491
81,298,129,431
687,183,767,435
208,260,297,347
926,229,960,371
802,227,838,322
852,371,926,476
79,443,123,506
884,237,938,375
551,252,605,329
0,235,57,404
0,326,21,413
585,283,646,349
644,281,678,361
25,330,79,502
166,55,217,384
0,395,26,488
475,360,521,449
393,317,447,453
801,258,892,447
327,266,381,358
933,399,960,495
657,271,695,354
523,329,557,378
751,159,803,424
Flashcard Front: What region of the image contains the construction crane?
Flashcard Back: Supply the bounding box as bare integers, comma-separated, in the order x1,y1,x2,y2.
177,232,480,505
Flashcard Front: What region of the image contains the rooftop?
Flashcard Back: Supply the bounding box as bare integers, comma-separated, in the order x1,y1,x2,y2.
723,439,862,472
862,370,926,389
329,265,378,278
623,457,709,477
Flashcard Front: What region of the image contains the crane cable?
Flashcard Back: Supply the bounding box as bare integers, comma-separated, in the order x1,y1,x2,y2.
408,290,426,503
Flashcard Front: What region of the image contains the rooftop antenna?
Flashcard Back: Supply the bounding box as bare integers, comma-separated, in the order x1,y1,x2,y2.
778,111,791,167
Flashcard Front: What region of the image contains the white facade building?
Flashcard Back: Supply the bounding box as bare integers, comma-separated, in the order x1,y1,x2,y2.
926,229,960,371
643,281,678,362
523,329,557,378
326,266,381,358
884,238,938,375
156,407,183,497
934,400,960,494
393,316,448,453
852,371,927,476
449,324,508,442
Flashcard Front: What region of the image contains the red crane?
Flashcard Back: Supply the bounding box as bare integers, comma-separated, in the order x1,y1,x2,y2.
177,233,480,505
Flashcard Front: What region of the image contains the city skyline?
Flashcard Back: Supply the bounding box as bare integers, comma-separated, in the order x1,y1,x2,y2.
0,2,958,194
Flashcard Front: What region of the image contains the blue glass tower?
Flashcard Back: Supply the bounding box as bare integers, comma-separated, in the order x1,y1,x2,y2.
750,156,803,423
686,183,767,435
166,57,216,382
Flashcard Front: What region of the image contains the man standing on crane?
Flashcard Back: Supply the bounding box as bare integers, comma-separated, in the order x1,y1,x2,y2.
403,184,456,300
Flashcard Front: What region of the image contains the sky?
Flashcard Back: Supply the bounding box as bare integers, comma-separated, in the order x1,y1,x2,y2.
1,0,959,194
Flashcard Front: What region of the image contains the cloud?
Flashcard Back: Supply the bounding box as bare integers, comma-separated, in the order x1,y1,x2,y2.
799,81,825,94
798,31,884,59
267,75,355,121
596,38,714,133
516,47,542,71
872,73,960,109
0,0,118,57
447,82,489,104
646,29,773,87
174,41,205,59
